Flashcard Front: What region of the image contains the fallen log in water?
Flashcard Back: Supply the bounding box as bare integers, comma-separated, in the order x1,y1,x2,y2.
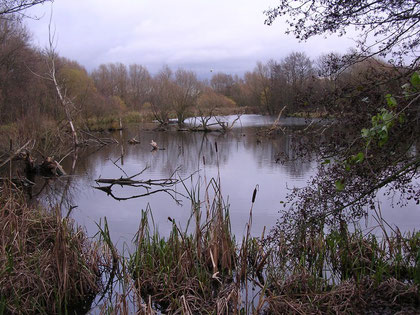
80,130,119,145
95,177,179,187
40,157,66,176
93,184,185,203
94,166,191,204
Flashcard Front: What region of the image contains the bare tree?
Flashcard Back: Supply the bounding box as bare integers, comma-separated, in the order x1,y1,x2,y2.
265,0,420,67
150,65,174,125
244,62,276,114
0,0,52,17
91,64,113,97
128,64,151,110
44,20,79,147
210,72,235,97
91,63,128,101
173,69,201,125
281,52,313,87
279,52,314,112
0,18,34,122
110,62,128,102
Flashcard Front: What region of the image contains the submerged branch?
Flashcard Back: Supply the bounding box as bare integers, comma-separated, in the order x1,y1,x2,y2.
93,185,186,204
94,166,190,204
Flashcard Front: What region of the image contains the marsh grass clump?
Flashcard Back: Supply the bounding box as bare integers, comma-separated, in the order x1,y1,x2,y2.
263,225,420,314
129,179,241,314
266,276,419,314
88,173,420,314
0,186,111,314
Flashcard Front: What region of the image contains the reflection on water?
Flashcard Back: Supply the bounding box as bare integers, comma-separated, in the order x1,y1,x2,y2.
35,115,419,251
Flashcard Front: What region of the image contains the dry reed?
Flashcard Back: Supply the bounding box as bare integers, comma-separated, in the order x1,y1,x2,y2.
129,178,241,314
0,185,111,314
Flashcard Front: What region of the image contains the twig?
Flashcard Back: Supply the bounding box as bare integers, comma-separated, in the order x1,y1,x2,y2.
80,129,117,145
0,140,33,169
58,149,75,164
109,157,129,178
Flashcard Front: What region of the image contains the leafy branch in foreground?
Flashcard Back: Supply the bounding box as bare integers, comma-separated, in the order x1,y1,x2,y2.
265,0,420,66
274,71,420,236
361,72,420,149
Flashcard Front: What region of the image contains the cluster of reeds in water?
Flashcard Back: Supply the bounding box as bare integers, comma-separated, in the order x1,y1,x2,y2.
100,144,420,314
0,183,115,314
129,178,242,313
264,223,420,313
2,149,420,314
117,180,420,314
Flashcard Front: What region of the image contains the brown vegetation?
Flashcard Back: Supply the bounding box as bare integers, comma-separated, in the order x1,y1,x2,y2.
0,186,112,314
1,1,419,313
97,175,420,314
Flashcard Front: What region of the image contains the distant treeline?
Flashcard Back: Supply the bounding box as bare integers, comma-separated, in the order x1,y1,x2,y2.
0,17,403,126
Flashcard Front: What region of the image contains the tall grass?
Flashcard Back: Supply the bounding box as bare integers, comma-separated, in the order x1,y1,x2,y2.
0,184,112,314
111,142,420,313
125,185,420,314
129,178,240,314
263,223,420,313
3,130,420,314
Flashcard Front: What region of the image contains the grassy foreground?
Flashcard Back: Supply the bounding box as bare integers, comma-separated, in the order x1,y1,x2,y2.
1,160,420,313
0,184,113,314
103,177,420,314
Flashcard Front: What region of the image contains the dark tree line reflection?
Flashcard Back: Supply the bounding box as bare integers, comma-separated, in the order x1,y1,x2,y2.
23,121,320,225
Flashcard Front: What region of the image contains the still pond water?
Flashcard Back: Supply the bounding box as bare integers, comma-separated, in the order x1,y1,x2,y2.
37,115,419,251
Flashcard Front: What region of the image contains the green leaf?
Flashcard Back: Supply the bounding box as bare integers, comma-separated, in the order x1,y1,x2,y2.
411,72,420,89
385,94,397,109
335,180,345,191
355,152,364,163
361,128,370,138
382,110,393,123
378,135,388,147
398,113,406,124
381,125,388,133
321,159,331,165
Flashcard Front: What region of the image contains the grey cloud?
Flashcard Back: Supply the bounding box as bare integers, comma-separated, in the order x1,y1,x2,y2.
26,0,356,75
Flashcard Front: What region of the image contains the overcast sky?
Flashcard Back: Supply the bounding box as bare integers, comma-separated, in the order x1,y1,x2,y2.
25,0,357,77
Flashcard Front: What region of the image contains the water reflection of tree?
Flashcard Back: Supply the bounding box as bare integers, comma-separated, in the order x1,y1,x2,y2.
249,127,314,178
123,131,232,176
29,153,80,216
37,126,317,211
69,127,317,181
